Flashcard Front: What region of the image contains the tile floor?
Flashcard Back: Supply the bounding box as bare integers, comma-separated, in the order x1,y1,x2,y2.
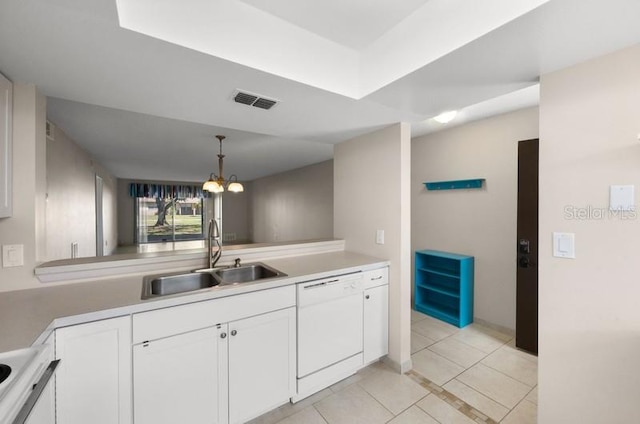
250,310,537,424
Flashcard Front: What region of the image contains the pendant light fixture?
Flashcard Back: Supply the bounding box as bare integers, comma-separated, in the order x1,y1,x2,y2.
202,135,244,193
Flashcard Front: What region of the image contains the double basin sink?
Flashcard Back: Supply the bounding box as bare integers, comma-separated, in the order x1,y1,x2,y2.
141,262,287,299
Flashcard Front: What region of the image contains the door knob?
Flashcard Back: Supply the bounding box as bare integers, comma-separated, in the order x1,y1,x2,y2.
231,330,237,336
365,295,370,300
220,332,227,339
519,256,530,268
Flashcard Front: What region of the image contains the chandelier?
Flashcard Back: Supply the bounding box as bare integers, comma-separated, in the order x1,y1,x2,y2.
202,135,244,193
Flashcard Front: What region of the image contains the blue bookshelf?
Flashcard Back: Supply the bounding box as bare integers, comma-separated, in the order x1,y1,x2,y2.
414,250,474,328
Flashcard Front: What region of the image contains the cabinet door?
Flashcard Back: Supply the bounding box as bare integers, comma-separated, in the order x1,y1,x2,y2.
363,285,389,364
55,316,132,424
0,72,12,218
133,325,228,424
228,307,296,424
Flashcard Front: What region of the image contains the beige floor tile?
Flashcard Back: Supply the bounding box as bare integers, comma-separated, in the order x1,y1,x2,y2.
457,364,531,409
356,360,387,378
416,394,476,424
328,372,364,393
411,349,465,386
482,346,537,387
358,367,429,415
501,400,537,424
276,406,327,424
387,405,439,424
428,338,487,368
411,331,436,354
314,384,393,424
449,325,509,354
412,309,429,323
412,316,458,342
525,386,538,404
443,379,509,422
249,389,333,424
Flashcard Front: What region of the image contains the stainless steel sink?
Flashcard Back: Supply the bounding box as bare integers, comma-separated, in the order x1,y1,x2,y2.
213,262,286,284
141,262,287,299
142,272,220,299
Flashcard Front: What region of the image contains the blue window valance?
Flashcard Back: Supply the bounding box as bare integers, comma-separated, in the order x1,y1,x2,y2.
128,183,206,199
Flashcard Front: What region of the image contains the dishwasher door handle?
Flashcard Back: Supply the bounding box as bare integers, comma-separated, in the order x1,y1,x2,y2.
302,279,339,289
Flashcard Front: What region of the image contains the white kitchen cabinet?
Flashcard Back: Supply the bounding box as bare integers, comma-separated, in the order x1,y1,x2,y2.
363,267,389,364
0,72,12,218
132,286,296,424
228,307,296,424
133,326,228,424
55,316,132,424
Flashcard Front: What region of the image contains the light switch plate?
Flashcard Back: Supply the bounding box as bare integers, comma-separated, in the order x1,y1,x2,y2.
553,233,575,259
610,185,635,211
2,244,24,268
376,230,384,245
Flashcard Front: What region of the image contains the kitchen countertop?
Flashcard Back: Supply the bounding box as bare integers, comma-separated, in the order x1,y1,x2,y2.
0,251,388,352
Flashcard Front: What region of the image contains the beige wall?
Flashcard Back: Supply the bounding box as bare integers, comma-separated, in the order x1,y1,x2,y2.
221,186,250,243
334,124,412,371
412,107,539,330
46,125,117,260
0,84,46,292
539,44,640,422
250,160,333,243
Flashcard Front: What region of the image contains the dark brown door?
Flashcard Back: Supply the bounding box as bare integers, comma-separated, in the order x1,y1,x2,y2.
516,139,539,354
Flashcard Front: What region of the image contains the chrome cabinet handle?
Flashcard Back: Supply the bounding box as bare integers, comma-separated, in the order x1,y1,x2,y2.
231,330,237,336
220,332,227,339
371,276,383,280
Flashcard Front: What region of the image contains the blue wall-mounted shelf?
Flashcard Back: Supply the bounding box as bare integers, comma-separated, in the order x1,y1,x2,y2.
424,178,485,191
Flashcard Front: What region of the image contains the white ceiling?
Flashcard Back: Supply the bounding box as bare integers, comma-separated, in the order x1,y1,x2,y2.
236,0,432,50
1,0,640,182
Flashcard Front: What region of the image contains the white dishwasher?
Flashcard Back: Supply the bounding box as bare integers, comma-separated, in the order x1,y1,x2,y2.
296,272,364,399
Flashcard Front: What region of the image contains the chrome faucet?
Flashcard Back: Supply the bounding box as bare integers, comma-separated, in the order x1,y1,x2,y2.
208,218,222,269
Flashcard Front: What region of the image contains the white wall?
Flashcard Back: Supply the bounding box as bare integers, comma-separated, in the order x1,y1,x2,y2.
412,107,539,330
334,124,412,371
538,44,640,422
0,84,46,292
250,160,333,243
46,124,117,259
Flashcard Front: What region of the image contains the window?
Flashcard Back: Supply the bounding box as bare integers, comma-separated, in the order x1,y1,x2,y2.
135,196,204,243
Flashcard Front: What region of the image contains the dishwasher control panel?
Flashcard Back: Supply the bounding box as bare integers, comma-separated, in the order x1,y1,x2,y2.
297,272,363,307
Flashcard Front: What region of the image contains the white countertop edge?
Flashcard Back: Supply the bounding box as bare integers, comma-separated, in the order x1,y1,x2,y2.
35,239,346,283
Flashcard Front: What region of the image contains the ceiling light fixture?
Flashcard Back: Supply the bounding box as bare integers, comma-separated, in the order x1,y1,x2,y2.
433,111,458,124
202,135,244,193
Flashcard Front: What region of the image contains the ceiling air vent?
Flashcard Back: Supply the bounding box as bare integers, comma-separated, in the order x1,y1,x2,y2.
232,90,278,110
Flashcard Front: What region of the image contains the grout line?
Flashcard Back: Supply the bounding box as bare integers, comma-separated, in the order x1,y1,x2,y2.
407,369,500,424
311,404,330,424
475,361,536,390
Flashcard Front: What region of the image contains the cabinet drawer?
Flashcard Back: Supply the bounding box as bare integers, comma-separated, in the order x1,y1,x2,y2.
363,267,388,289
133,285,295,344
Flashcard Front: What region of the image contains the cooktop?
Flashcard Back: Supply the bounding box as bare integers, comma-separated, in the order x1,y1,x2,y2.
0,364,10,385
